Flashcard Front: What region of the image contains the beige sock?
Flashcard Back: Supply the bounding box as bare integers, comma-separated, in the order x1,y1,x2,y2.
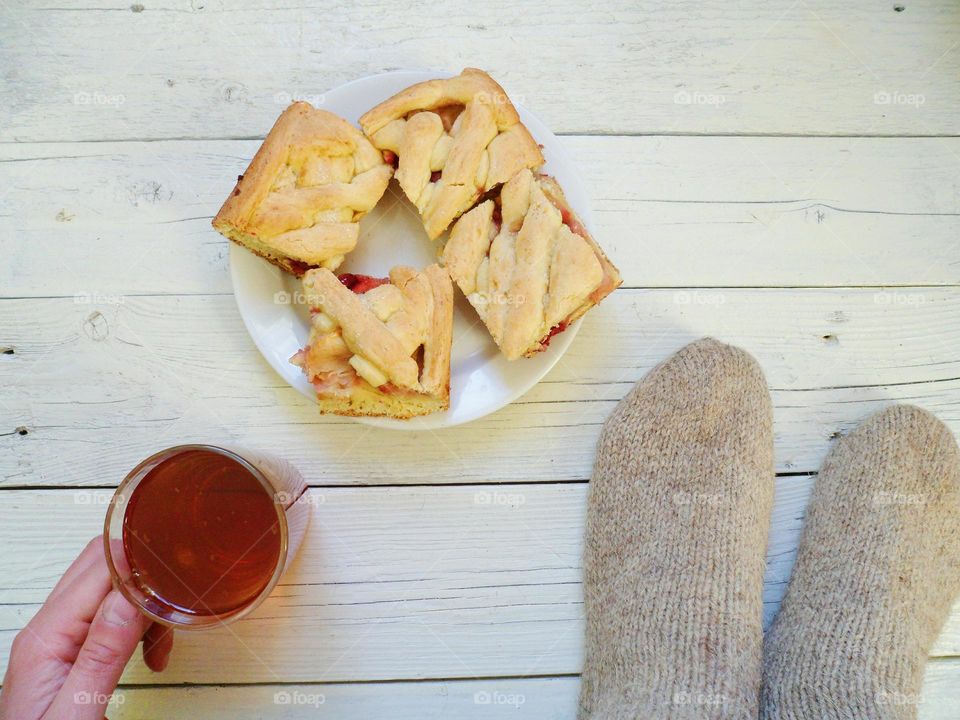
761,405,960,719
579,338,774,720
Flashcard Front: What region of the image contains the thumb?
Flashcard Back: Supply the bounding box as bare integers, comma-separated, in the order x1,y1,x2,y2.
43,590,146,719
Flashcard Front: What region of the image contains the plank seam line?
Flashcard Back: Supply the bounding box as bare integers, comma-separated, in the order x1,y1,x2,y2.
28,657,957,690
0,473,817,491
111,673,584,689
774,376,960,392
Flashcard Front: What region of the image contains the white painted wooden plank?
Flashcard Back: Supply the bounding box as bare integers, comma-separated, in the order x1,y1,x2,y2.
111,678,575,719
0,485,957,685
3,1,958,140
100,668,960,720
2,288,960,486
3,136,959,296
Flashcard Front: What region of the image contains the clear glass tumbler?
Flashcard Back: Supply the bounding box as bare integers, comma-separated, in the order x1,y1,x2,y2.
103,444,311,629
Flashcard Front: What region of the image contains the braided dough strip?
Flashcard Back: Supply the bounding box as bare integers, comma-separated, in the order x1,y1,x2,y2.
443,169,622,360
302,269,420,390
360,68,521,134
214,102,392,275
294,266,453,418
359,69,544,240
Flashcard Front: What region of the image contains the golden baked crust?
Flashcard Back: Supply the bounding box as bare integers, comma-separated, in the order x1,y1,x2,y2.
359,68,544,240
213,102,393,276
441,169,621,360
290,265,453,418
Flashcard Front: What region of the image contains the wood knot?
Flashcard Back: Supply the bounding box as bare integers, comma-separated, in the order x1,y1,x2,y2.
83,311,110,341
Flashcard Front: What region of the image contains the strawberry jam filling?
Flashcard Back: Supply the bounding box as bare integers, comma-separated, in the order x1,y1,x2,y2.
338,273,389,294
382,150,399,168
539,321,569,350
558,205,589,238
430,170,442,182
287,259,313,277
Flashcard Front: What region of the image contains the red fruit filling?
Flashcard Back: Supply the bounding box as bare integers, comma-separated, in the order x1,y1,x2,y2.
539,321,569,350
430,170,442,182
382,150,399,168
558,204,588,238
338,273,390,294
287,259,313,276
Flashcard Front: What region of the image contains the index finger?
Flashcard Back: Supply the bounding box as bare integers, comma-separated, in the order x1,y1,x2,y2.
30,539,113,643
44,536,106,606
42,590,147,720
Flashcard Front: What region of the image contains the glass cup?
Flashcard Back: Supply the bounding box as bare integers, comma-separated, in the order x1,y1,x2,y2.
103,444,311,629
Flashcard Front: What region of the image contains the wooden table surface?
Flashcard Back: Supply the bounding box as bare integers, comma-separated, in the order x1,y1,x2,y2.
2,1,959,717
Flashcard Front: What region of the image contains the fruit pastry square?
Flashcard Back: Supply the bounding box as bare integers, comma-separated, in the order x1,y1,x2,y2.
290,265,454,418
441,168,622,360
213,102,393,276
359,68,544,240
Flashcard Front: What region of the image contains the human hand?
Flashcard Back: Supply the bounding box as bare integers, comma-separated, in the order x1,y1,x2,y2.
0,536,174,719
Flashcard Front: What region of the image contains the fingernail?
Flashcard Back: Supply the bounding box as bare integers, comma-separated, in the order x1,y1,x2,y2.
102,590,140,627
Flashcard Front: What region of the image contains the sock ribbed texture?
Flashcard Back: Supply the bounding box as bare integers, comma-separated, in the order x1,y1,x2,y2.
579,337,775,720
761,404,960,720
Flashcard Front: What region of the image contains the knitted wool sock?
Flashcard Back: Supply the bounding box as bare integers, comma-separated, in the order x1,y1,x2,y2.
579,338,775,720
761,405,960,720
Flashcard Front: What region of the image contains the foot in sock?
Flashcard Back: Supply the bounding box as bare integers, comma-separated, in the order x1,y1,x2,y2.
761,404,960,720
579,338,775,719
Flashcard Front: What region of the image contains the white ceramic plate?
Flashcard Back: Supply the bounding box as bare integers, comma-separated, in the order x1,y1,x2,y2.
230,70,593,429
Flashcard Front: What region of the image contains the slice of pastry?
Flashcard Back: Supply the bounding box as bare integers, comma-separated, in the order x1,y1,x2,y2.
359,68,544,240
213,102,393,276
441,168,622,360
290,265,453,418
